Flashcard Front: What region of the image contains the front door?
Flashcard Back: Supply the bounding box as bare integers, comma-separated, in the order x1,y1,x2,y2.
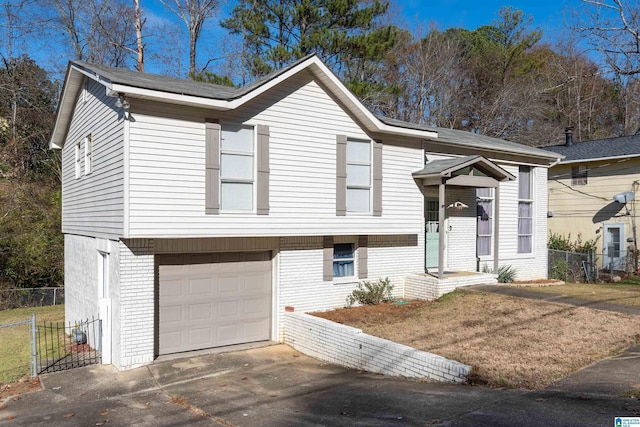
425,198,439,270
604,224,624,271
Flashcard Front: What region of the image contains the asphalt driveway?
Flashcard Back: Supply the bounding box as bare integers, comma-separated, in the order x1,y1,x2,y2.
1,344,639,426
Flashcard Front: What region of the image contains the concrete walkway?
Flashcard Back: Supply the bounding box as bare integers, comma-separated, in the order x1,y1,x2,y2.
468,284,640,396
2,345,639,426
468,284,640,316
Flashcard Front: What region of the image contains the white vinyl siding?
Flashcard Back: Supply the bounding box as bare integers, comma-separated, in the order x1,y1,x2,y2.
61,78,125,239
127,72,424,237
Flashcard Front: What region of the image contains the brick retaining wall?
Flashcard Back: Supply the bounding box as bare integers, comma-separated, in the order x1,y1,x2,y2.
283,311,470,383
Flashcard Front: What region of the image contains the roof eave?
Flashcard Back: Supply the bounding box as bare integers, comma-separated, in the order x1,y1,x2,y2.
558,154,640,164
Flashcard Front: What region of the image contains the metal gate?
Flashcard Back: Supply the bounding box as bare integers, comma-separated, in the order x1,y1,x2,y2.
37,317,102,374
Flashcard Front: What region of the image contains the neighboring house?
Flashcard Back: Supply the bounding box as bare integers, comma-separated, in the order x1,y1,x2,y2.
49,55,561,370
542,130,639,271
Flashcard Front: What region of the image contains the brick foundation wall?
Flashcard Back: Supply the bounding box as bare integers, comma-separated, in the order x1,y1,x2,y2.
117,238,155,369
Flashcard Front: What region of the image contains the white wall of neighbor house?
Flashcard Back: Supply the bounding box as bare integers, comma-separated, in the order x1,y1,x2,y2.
126,70,424,238
61,78,125,240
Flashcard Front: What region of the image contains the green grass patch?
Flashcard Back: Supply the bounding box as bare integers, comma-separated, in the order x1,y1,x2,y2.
0,305,64,385
511,281,640,307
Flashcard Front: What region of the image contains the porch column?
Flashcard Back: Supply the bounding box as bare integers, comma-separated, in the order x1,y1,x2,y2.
493,184,500,274
438,182,445,279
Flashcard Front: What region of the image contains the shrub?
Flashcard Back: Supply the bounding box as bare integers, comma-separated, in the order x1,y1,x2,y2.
550,259,568,281
481,264,517,283
548,232,599,253
497,265,517,283
346,277,393,307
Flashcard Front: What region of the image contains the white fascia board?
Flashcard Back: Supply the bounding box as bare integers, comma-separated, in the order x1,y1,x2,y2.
49,67,80,149
559,154,640,164
109,83,232,110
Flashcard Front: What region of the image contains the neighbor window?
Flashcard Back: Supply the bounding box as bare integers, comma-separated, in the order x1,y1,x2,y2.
476,188,493,256
571,165,587,186
220,124,254,211
346,138,371,212
333,243,355,277
517,166,533,254
84,134,92,175
75,140,81,179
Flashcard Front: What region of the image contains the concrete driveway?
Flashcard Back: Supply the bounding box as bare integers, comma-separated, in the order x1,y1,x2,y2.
2,344,639,426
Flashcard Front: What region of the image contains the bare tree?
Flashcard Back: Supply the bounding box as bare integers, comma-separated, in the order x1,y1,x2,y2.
161,0,220,77
133,0,145,71
575,0,640,134
47,0,137,66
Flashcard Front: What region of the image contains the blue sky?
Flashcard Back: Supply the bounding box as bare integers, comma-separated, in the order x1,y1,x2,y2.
398,0,581,38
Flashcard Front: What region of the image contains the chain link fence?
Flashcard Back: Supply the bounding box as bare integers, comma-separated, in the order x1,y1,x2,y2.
0,316,101,385
0,315,37,385
0,287,64,310
549,249,637,283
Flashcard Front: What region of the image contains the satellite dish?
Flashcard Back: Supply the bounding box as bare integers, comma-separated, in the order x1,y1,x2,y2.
613,191,635,204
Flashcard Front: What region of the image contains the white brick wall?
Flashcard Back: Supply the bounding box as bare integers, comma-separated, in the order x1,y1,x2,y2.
284,311,470,383
404,273,497,300
277,234,424,339
117,238,155,369
64,234,100,326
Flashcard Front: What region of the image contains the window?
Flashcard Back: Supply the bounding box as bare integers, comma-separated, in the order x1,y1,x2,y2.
346,138,371,212
476,188,493,256
333,243,355,277
571,165,587,186
84,134,92,175
518,166,533,254
75,140,81,179
220,124,254,211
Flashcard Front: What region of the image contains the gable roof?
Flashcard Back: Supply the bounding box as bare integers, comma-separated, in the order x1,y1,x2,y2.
412,155,515,181
49,55,562,165
541,134,640,164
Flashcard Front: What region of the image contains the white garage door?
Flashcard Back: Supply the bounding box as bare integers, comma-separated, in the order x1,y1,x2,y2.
158,252,272,355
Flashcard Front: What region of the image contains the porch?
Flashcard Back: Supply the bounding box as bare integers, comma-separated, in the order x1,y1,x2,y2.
404,271,498,300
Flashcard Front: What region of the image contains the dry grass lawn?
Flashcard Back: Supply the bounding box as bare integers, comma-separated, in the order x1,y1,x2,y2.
313,291,640,389
0,305,65,386
513,282,640,307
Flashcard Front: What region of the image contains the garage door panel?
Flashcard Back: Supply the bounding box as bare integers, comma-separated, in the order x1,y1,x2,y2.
159,252,272,355
190,278,215,296
189,302,212,320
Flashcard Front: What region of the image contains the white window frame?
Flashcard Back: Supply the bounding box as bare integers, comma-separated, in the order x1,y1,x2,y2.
84,134,92,175
333,242,356,279
476,188,494,257
219,123,256,212
75,140,82,179
517,166,534,254
346,138,372,213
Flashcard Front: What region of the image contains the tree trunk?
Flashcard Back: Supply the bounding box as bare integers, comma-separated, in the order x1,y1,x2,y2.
133,0,144,72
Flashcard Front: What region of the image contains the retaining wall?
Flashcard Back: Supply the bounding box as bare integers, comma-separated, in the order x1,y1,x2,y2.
283,311,470,383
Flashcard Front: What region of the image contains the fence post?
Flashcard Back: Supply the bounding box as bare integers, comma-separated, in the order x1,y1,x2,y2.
53,288,56,306
31,313,37,378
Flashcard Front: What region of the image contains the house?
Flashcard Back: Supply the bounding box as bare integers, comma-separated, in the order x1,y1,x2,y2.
542,129,639,271
49,55,561,370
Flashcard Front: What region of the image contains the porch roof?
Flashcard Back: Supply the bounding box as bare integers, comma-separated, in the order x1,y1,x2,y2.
412,155,516,185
